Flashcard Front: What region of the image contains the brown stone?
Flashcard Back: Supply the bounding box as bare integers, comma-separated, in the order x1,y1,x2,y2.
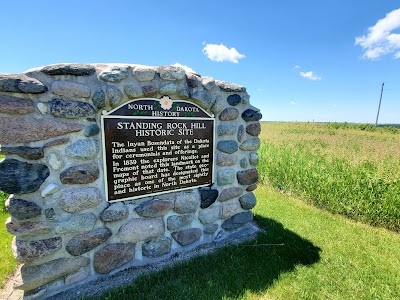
0,94,35,114
0,117,83,144
5,196,41,220
171,228,202,246
134,199,173,217
94,243,135,274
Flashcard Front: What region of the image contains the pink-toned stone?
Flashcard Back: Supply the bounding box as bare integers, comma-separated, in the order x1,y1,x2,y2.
51,80,91,98
0,117,83,144
0,94,35,114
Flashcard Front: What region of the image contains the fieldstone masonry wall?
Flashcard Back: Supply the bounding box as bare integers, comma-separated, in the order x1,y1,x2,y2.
0,63,262,298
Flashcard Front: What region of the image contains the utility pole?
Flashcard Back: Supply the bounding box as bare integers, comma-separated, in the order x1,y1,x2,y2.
375,82,384,126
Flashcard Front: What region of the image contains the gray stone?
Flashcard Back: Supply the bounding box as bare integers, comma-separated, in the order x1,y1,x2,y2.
131,66,156,81
203,224,218,234
47,152,63,170
246,184,257,191
59,187,102,213
198,205,220,224
187,73,201,88
84,124,100,137
217,124,236,136
0,145,44,160
217,140,239,154
240,138,261,151
240,157,248,168
219,108,239,121
215,80,246,92
41,64,95,76
66,227,112,256
242,109,262,122
201,77,216,91
246,122,261,136
65,139,99,160
217,169,235,186
191,90,213,109
174,192,199,214
210,95,225,115
55,213,97,234
171,228,202,246
142,237,171,258
178,88,190,99
13,237,62,263
65,269,89,285
49,99,95,118
142,85,158,97
0,117,84,144
6,218,51,236
0,94,35,114
92,90,106,109
239,192,257,210
200,189,219,209
237,125,245,142
117,218,164,243
135,199,173,218
227,94,241,106
107,86,123,107
51,80,91,98
218,187,243,202
216,153,237,167
100,202,129,222
94,243,135,274
124,84,143,99
160,83,177,94
220,202,240,219
166,214,195,231
5,196,42,220
237,168,259,185
0,74,47,93
16,257,89,291
0,159,49,194
249,152,259,166
158,65,186,81
99,66,129,83
45,208,55,220
221,211,253,230
60,162,99,184
232,211,253,223
40,183,60,197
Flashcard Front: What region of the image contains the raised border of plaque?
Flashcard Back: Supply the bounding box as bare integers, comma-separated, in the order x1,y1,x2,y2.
101,96,215,202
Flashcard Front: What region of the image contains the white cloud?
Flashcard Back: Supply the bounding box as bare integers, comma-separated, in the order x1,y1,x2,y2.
300,71,321,81
355,8,400,59
202,43,245,63
290,101,296,105
293,65,301,69
172,63,196,73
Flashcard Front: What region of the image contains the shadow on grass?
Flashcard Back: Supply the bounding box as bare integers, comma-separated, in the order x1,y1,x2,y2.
92,215,321,300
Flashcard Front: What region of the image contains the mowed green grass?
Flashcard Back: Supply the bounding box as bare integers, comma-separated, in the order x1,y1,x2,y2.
258,122,400,231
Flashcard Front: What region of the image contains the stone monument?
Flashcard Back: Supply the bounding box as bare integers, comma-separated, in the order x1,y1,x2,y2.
0,63,262,298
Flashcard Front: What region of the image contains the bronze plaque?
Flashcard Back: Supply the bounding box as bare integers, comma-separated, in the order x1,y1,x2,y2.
101,97,215,202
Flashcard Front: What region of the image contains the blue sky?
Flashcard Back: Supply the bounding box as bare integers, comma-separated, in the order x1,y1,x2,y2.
1,1,399,123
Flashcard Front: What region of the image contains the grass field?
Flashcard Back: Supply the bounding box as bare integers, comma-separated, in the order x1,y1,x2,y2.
258,122,400,231
0,190,15,288
1,122,399,299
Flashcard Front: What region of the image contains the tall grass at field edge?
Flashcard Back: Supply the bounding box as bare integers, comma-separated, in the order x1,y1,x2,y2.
258,140,400,231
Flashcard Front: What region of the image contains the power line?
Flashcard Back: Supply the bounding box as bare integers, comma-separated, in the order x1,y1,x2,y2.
375,82,384,126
